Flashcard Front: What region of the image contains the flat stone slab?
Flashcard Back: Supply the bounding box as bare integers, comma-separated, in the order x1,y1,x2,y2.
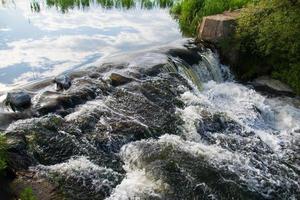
253,76,294,93
198,11,240,43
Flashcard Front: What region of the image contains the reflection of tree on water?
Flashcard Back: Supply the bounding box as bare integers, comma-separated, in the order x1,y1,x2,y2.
46,0,91,12
0,0,16,8
26,0,174,13
31,1,41,12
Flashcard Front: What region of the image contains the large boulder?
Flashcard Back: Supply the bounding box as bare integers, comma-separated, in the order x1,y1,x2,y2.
197,11,239,43
197,11,240,73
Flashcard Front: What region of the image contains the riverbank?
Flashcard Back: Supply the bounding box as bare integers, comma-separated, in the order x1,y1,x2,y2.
172,0,300,95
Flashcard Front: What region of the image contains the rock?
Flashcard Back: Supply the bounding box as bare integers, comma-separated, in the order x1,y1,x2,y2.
0,112,30,131
35,157,123,200
197,11,239,43
4,91,31,112
36,76,108,115
252,76,295,96
196,11,241,76
109,73,133,86
54,74,72,91
120,136,265,200
5,115,81,167
10,170,64,200
5,133,34,171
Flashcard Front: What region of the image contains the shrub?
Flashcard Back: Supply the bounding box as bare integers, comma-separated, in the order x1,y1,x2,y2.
237,0,300,93
171,0,252,36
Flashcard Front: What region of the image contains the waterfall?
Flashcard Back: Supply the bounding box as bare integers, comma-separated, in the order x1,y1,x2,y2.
163,48,229,92
2,41,299,200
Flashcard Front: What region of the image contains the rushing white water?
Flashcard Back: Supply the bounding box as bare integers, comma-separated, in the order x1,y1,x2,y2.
108,50,300,199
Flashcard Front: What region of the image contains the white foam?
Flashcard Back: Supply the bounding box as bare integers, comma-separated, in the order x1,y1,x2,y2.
107,170,164,200
37,156,121,193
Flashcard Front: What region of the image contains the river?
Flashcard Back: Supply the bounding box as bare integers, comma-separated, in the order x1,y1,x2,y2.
0,1,299,200
0,0,180,91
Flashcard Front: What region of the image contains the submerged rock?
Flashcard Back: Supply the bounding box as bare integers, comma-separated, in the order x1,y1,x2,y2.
120,135,299,200
36,157,123,200
4,91,31,112
109,73,133,86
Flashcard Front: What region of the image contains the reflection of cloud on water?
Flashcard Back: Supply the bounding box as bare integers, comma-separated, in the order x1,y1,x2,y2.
0,0,181,90
0,35,113,68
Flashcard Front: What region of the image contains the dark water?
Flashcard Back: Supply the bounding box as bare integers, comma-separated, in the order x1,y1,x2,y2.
0,0,180,91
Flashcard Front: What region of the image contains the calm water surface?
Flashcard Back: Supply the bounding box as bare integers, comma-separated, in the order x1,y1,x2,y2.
0,0,181,91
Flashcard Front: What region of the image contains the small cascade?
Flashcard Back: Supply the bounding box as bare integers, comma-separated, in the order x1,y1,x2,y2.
1,40,299,200
163,48,228,91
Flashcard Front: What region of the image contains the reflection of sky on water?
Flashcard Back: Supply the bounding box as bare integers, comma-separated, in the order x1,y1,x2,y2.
0,0,181,91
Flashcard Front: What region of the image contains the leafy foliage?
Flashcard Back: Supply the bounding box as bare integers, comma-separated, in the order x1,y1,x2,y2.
237,0,300,93
170,0,252,36
20,187,37,200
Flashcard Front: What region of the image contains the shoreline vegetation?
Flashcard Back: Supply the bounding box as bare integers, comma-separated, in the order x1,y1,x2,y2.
170,0,300,94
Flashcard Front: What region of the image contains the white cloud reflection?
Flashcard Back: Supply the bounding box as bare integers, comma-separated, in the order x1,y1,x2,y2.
0,0,181,90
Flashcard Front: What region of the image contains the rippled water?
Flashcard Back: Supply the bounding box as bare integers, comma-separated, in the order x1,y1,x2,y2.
0,0,180,91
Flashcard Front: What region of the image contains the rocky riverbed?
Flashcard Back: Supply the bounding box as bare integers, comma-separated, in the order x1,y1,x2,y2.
0,39,299,200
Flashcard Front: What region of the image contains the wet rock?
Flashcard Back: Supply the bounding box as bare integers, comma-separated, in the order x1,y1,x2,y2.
4,91,31,112
197,112,244,139
5,133,34,171
54,74,72,91
36,157,123,200
121,136,265,200
35,77,108,115
109,73,133,86
167,48,202,66
105,87,182,136
0,112,31,131
138,73,190,111
93,118,151,154
5,115,81,166
251,76,295,97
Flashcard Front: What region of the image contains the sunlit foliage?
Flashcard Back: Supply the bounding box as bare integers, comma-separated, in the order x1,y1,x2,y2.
237,0,300,93
170,0,252,36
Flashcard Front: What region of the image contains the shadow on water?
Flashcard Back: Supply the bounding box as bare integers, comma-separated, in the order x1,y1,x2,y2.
26,0,176,13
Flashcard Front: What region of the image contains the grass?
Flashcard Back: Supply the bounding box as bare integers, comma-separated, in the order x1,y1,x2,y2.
170,0,253,36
